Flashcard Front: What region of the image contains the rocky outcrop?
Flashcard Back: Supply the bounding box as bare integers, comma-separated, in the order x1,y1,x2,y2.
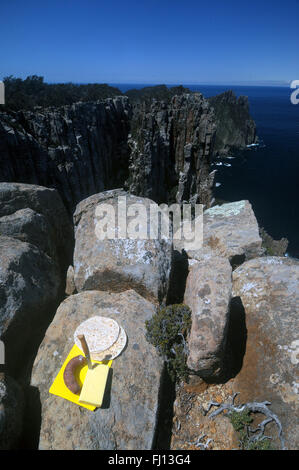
30,290,164,450
0,91,257,211
0,183,72,380
175,200,263,267
203,200,263,263
230,256,299,449
0,98,131,211
0,182,73,274
126,93,216,206
0,208,56,261
208,90,257,156
171,256,299,450
0,236,61,376
184,255,232,378
0,374,24,450
172,199,262,380
259,227,289,257
73,189,172,303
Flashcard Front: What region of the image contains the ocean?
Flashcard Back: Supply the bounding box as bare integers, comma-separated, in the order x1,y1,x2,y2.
114,83,299,259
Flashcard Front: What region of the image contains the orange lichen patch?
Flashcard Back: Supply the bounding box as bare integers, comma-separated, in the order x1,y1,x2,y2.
171,380,240,450
184,377,209,394
207,235,221,250
229,317,278,403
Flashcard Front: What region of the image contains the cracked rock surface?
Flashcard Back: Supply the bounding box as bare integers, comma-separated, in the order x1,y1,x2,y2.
30,289,163,450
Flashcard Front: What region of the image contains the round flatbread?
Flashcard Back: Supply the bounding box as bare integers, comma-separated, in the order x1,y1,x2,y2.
74,316,120,353
91,326,127,361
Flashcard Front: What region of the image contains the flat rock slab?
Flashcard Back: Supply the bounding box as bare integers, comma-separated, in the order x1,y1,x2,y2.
232,256,299,449
73,190,172,303
177,200,263,264
31,290,164,450
203,200,263,261
184,255,232,378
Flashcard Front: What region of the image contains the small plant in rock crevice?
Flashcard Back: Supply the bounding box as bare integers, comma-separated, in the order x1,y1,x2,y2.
229,408,275,450
145,304,192,382
206,393,282,450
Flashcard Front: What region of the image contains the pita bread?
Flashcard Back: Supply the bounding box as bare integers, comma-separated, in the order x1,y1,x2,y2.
74,316,120,353
91,326,127,361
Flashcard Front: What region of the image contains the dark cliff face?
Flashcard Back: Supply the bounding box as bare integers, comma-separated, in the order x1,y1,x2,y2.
0,90,255,212
208,90,257,156
0,97,131,211
126,93,216,206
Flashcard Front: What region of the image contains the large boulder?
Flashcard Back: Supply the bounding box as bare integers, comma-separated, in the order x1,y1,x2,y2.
31,289,164,450
0,182,73,273
175,200,263,266
0,374,24,450
184,254,232,378
231,256,299,449
0,236,61,376
73,189,172,303
0,208,55,261
203,200,263,263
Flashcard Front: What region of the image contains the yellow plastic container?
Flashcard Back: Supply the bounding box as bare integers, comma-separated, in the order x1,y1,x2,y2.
49,343,112,411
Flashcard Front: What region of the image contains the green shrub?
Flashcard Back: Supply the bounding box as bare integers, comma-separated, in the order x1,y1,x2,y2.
229,408,274,450
229,408,253,433
145,304,192,382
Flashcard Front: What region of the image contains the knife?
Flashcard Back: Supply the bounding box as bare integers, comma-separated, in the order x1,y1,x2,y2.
78,334,93,370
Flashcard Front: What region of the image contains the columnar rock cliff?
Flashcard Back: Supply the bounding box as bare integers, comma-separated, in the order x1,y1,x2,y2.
126,93,216,206
0,98,131,211
0,90,256,212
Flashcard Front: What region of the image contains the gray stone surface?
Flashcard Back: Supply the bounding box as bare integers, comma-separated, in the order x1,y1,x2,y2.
0,236,61,375
0,182,73,273
0,208,55,260
73,190,172,303
175,200,263,265
232,256,299,449
203,200,263,262
184,255,232,378
31,289,164,450
65,265,76,296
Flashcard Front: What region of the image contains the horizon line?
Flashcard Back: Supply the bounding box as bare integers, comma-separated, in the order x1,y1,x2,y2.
2,76,291,88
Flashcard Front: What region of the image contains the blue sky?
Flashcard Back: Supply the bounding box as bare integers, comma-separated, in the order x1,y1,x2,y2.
1,0,298,85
